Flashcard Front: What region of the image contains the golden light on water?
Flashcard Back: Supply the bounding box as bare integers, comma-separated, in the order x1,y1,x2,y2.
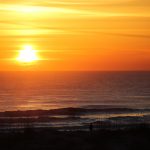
17,45,39,63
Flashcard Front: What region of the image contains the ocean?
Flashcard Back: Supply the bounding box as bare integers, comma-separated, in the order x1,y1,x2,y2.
0,71,150,130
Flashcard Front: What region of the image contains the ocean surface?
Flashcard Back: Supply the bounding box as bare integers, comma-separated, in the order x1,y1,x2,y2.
0,71,150,130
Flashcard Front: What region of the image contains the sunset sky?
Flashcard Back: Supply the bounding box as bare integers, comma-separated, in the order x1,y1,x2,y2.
0,0,150,71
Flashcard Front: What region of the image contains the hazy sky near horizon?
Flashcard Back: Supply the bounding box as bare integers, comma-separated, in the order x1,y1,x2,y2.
0,0,150,71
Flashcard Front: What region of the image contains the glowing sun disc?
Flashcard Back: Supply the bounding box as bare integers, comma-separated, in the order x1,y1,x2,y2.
17,45,38,63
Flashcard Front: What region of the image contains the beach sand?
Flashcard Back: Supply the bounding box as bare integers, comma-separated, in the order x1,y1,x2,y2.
0,126,149,150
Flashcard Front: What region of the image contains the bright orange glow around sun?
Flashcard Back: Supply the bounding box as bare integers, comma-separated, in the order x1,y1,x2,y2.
17,45,39,63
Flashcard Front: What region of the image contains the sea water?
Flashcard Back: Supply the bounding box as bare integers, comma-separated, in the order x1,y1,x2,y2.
0,71,150,129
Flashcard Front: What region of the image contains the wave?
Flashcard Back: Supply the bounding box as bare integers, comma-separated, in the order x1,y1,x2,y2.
0,107,149,131
0,107,149,118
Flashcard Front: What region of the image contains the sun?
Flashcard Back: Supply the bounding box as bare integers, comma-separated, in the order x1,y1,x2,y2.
17,45,39,63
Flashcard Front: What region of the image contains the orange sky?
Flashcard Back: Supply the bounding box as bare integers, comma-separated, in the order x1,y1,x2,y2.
0,0,150,71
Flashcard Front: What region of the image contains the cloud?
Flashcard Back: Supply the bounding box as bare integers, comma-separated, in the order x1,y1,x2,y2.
0,0,149,19
0,0,150,6
24,0,150,7
107,32,150,39
0,0,149,38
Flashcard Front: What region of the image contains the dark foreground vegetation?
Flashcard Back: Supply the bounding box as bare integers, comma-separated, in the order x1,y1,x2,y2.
0,126,149,150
